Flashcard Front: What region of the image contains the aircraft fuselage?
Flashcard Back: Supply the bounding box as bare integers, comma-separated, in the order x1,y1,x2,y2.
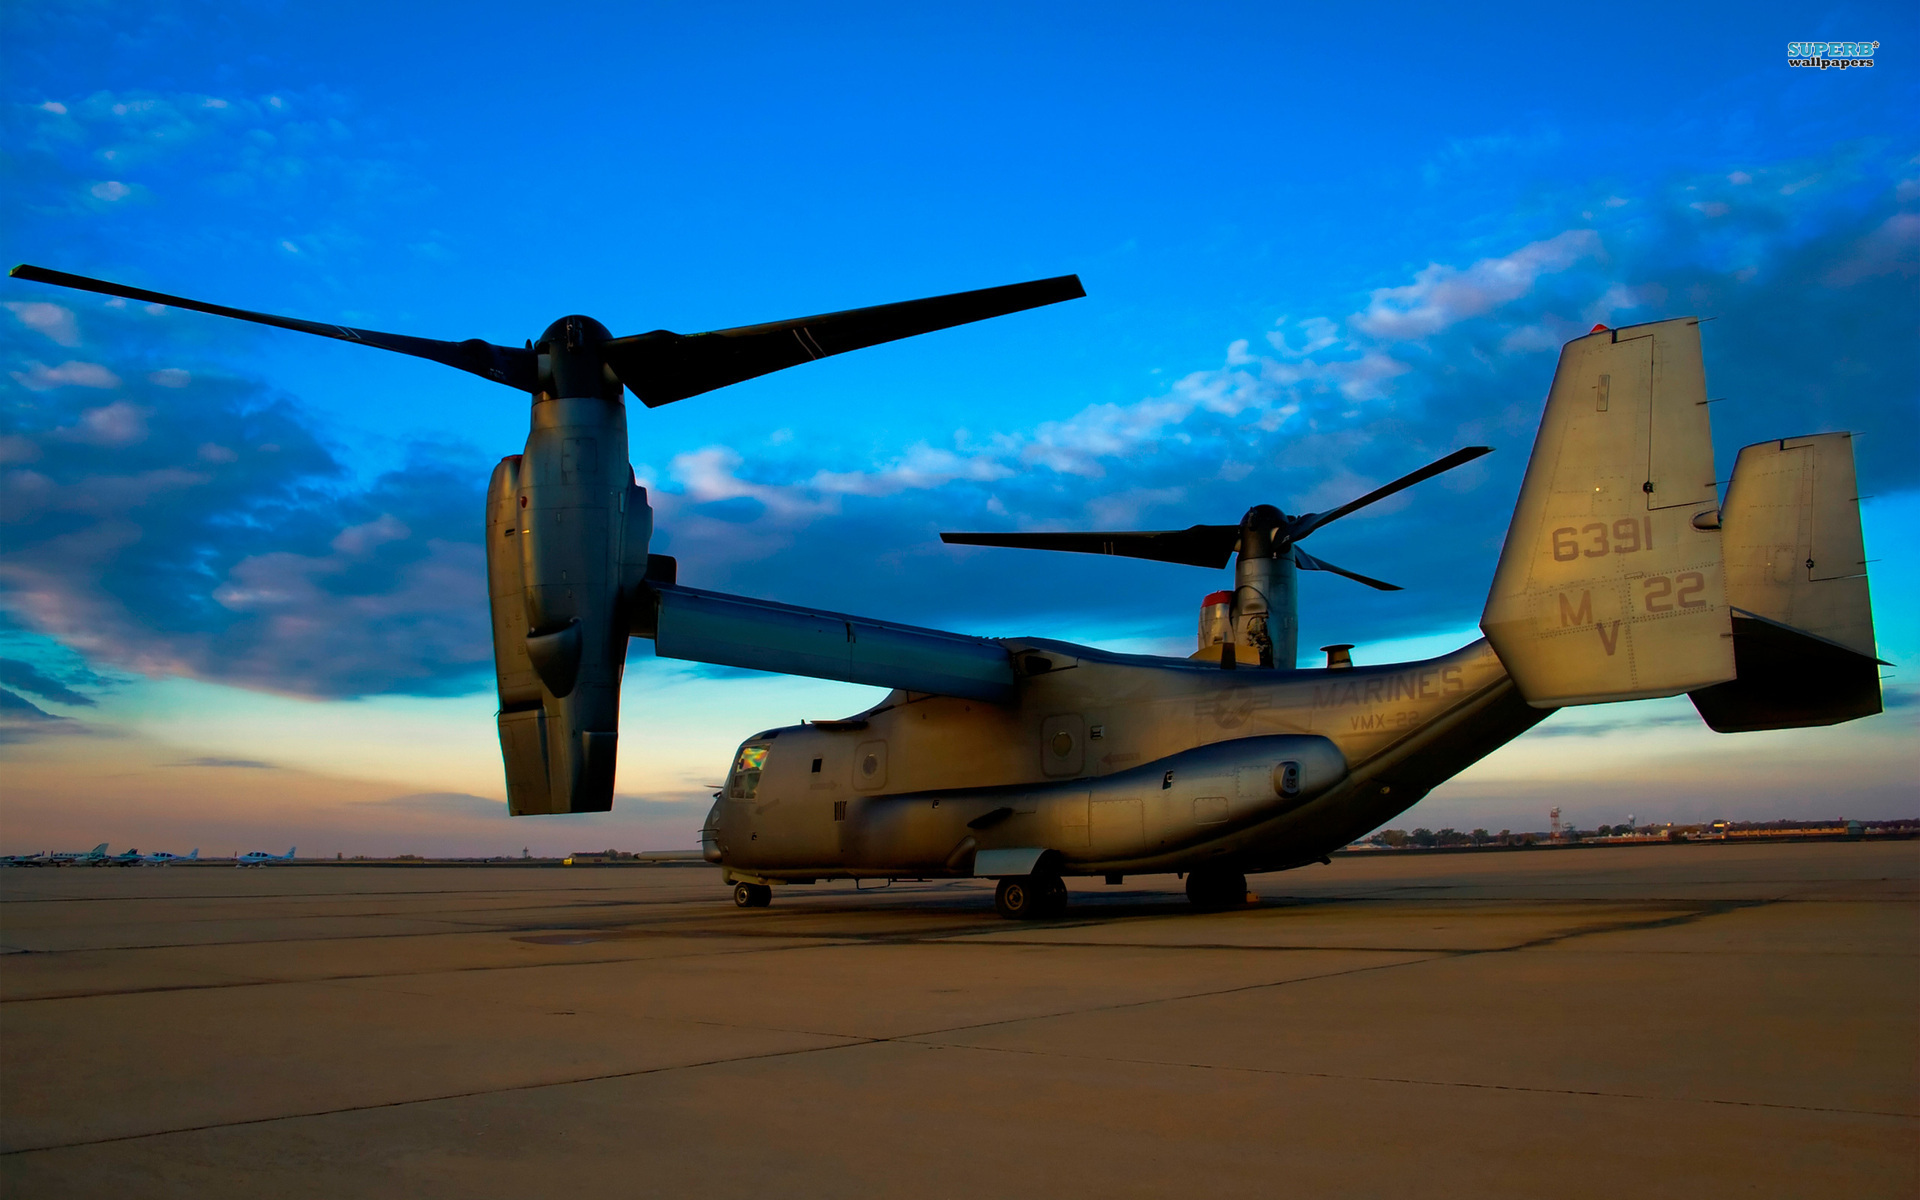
705,637,1546,883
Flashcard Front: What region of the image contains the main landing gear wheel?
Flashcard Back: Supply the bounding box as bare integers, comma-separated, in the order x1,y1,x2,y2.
995,874,1068,920
1186,868,1248,911
733,882,772,909
1040,874,1069,916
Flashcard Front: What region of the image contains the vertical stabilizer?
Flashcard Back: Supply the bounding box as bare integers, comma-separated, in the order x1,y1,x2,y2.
1482,319,1734,707
1715,433,1874,654
1690,433,1881,731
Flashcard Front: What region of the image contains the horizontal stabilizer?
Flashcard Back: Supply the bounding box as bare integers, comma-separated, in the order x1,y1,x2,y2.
1482,319,1734,706
1690,611,1882,732
644,585,1015,703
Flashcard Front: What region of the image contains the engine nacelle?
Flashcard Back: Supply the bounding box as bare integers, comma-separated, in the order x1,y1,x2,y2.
485,390,651,814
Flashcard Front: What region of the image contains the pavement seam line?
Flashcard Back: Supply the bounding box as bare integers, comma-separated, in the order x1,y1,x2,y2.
0,897,1772,1003
0,889,1899,1154
0,953,1445,1156
905,1040,1920,1120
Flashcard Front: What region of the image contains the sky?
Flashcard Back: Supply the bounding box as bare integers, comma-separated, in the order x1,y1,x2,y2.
1,0,1915,857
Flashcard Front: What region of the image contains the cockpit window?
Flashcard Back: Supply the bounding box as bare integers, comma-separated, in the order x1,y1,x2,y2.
729,745,769,799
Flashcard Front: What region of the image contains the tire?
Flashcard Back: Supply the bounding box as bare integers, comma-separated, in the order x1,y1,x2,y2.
733,882,771,909
1186,868,1248,911
1038,874,1069,916
996,874,1066,920
994,876,1038,919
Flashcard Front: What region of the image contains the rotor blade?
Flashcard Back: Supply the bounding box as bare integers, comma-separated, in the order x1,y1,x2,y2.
605,274,1085,408
1292,547,1402,591
8,264,537,391
1289,445,1492,539
941,525,1241,570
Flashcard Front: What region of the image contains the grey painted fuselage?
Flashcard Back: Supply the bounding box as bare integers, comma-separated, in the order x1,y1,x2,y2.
705,637,1547,882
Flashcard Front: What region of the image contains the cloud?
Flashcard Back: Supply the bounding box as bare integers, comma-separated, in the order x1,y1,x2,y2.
170,756,275,768
626,142,1916,649
0,658,97,706
59,401,147,444
0,687,58,720
0,684,107,745
0,317,494,698
5,87,416,278
1525,711,1701,738
0,140,1910,707
4,302,80,347
11,361,123,391
378,792,507,817
1351,230,1602,340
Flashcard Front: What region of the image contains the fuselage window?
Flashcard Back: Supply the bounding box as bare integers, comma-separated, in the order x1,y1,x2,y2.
729,745,769,800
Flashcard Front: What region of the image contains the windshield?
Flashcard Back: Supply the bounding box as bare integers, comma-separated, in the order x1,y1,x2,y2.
728,744,769,799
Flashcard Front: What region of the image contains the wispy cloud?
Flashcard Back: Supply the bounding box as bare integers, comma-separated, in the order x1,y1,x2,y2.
0,309,493,698
0,658,97,707
170,756,275,768
11,361,122,391
1351,230,1601,340
378,792,505,816
0,685,108,745
1526,712,1701,738
4,302,80,347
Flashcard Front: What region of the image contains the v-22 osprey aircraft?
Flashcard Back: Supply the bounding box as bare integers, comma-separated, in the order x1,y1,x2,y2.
9,265,1882,917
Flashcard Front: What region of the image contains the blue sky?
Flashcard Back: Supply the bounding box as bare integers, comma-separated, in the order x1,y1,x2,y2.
1,1,1915,855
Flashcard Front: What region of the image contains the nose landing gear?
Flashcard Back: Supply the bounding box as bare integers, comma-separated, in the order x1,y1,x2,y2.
733,881,772,908
994,873,1068,920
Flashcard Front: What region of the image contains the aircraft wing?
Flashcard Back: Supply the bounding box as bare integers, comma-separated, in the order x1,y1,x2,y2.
637,585,1016,703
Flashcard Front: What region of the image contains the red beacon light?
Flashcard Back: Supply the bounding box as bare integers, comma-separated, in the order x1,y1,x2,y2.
1590,323,1611,334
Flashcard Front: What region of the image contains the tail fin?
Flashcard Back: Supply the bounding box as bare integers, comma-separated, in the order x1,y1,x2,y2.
187,849,198,860
1690,433,1881,731
1482,319,1735,706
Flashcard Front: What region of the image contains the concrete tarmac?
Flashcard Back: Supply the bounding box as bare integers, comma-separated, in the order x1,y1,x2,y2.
2,842,1914,1198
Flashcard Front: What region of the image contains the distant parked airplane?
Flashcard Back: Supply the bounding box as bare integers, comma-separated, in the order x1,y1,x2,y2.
141,849,199,865
108,849,145,866
50,843,109,865
0,851,46,867
235,847,296,868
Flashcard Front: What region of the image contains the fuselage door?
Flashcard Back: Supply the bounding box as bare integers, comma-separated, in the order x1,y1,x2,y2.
1235,763,1278,816
1040,714,1086,778
1056,790,1090,846
1090,796,1144,855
